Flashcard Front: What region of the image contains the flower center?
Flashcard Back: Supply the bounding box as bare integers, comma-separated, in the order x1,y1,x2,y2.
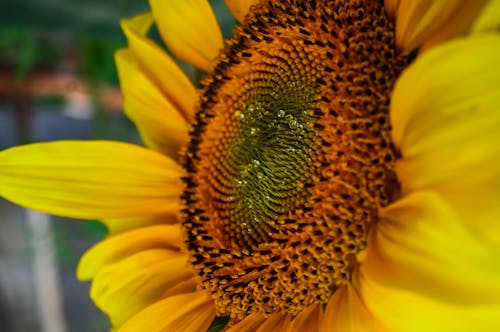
182,0,406,320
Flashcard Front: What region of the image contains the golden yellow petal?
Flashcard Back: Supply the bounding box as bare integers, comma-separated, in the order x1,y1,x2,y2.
77,224,184,280
116,290,216,332
91,249,193,328
101,213,178,235
0,141,183,219
255,313,291,332
471,0,500,33
149,0,223,72
395,0,488,53
391,34,500,248
392,34,500,184
384,0,400,19
319,284,383,332
419,1,492,52
365,191,500,304
360,192,500,331
160,278,197,298
443,178,500,251
288,304,323,332
224,0,255,22
115,49,188,158
360,268,500,332
224,314,267,332
121,13,196,120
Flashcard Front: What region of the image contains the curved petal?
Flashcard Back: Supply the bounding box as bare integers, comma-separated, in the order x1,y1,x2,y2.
384,0,400,19
224,314,267,332
288,304,323,332
394,0,488,53
418,1,492,52
224,0,255,22
0,141,183,219
160,278,197,298
77,224,184,280
150,0,223,72
391,34,500,247
116,49,188,158
255,313,291,332
319,284,383,332
366,191,500,303
120,13,196,121
91,249,193,328
392,34,500,187
471,0,500,33
117,290,216,332
360,191,500,331
101,213,178,235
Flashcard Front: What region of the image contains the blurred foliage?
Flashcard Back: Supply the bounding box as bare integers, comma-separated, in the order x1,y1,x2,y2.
83,219,108,238
52,218,107,267
0,29,123,85
78,36,123,85
0,0,236,85
0,0,148,37
208,316,230,332
0,30,61,81
34,94,67,109
0,0,150,84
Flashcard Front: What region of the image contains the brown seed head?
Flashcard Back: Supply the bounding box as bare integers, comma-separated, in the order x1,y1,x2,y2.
182,0,407,320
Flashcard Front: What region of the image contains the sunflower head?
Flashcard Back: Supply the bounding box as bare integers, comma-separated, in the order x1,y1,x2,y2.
182,0,406,320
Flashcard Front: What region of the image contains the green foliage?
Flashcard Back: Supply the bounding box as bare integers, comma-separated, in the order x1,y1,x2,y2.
208,316,230,332
0,29,61,81
34,95,67,109
0,0,148,37
78,36,123,85
82,219,108,238
50,218,107,268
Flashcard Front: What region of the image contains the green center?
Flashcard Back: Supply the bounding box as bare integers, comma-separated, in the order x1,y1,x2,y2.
226,83,317,245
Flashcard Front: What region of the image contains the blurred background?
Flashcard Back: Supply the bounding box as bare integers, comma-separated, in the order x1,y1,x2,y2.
0,1,234,331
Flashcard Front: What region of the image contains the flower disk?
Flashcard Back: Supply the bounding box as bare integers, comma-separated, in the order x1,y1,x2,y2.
182,0,407,320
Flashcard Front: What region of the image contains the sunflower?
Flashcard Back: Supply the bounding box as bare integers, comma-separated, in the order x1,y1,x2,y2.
1,0,499,331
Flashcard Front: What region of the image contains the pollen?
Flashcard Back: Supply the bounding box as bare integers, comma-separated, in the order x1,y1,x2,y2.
181,0,407,321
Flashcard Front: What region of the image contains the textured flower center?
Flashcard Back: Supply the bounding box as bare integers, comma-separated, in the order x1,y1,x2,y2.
182,0,406,320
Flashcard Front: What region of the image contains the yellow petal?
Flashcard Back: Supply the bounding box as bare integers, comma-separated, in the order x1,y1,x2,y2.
224,0,255,22
101,213,178,235
121,13,196,121
288,304,323,332
384,0,400,19
77,224,184,280
471,0,500,33
395,0,488,53
255,313,291,332
365,191,500,304
360,269,500,332
392,34,500,186
419,1,492,52
0,141,183,219
360,191,500,331
117,290,216,332
91,249,193,328
224,314,267,332
391,34,500,247
319,284,383,332
160,278,197,298
91,249,191,327
150,0,223,72
115,49,188,158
